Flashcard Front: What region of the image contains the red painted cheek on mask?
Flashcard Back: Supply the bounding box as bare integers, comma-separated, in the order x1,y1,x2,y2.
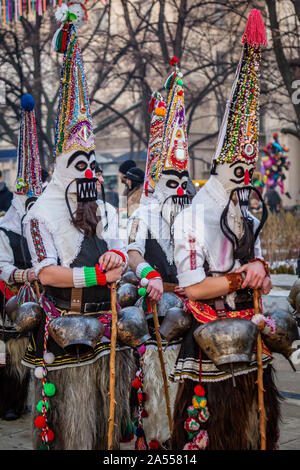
85,169,93,179
244,169,250,185
177,187,184,196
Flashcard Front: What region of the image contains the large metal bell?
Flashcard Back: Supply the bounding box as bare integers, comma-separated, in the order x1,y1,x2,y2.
117,306,150,348
159,307,192,342
4,296,18,322
15,302,42,333
193,318,258,370
48,315,105,355
121,270,139,286
117,283,138,308
262,309,299,358
287,279,300,309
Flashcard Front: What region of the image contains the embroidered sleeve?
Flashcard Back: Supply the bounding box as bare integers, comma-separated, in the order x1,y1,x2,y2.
25,218,58,275
173,206,206,288
30,219,47,262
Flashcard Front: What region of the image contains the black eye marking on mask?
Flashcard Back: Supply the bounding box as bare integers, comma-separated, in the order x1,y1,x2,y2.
67,150,95,168
234,166,245,178
166,179,179,189
90,161,96,171
75,160,88,172
181,181,187,190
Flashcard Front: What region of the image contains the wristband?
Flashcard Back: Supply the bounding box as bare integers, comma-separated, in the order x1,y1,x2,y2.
109,249,126,264
224,273,244,293
74,266,108,288
95,264,107,286
249,258,270,277
13,269,25,284
136,262,151,279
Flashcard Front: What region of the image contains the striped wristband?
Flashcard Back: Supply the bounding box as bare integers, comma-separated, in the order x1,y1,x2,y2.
73,266,107,288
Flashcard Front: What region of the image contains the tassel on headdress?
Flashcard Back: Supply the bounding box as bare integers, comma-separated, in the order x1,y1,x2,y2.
15,94,43,197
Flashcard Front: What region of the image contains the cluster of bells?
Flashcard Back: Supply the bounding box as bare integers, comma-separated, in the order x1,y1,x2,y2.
3,277,300,374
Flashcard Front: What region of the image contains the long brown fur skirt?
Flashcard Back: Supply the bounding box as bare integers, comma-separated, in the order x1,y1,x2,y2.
32,349,135,450
171,364,281,450
0,337,30,417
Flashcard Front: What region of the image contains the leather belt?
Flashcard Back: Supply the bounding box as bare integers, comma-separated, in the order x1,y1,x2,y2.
53,298,111,314
163,282,177,293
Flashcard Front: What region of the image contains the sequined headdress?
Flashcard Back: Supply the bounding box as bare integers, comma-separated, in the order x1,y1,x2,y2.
54,22,94,161
155,57,189,182
213,9,267,166
15,94,42,197
140,91,167,204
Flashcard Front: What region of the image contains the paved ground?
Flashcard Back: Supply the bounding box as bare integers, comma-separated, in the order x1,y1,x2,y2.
0,274,299,451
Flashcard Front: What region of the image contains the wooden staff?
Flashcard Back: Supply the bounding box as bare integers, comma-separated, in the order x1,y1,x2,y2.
151,302,173,437
107,281,117,450
34,280,41,300
253,288,267,450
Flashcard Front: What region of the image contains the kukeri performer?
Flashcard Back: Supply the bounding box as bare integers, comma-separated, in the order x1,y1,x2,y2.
22,16,134,450
0,94,42,421
127,58,193,448
171,10,281,450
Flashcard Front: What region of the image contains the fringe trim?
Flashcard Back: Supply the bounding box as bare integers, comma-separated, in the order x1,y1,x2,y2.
21,345,129,372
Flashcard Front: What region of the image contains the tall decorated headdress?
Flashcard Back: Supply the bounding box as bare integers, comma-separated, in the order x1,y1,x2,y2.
156,56,189,180
140,91,167,204
54,22,94,161
213,9,267,169
52,19,98,200
15,94,43,198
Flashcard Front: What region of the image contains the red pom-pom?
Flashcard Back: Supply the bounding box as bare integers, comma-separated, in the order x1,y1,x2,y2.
34,416,46,429
132,378,142,390
41,429,54,442
149,439,159,449
138,391,148,402
242,9,267,47
157,100,166,109
177,90,183,96
194,384,205,397
170,56,180,66
141,410,148,418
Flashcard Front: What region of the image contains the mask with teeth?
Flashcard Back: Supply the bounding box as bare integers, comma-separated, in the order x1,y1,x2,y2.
153,170,191,225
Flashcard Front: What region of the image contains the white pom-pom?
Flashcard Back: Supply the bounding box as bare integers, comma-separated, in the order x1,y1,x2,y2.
43,351,55,364
34,367,44,379
251,314,265,328
140,278,149,287
55,4,68,23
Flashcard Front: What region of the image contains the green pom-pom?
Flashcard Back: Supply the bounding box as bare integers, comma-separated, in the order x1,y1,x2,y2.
36,400,49,413
44,383,56,397
39,443,48,451
187,432,196,440
138,287,147,297
177,79,183,86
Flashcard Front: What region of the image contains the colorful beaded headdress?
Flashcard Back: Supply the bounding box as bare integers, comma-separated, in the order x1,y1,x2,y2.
54,22,94,160
213,9,267,166
155,57,189,181
15,94,42,197
141,91,167,203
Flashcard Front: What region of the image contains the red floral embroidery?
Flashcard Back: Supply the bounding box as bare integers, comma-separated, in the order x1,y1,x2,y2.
189,237,197,271
30,218,46,262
